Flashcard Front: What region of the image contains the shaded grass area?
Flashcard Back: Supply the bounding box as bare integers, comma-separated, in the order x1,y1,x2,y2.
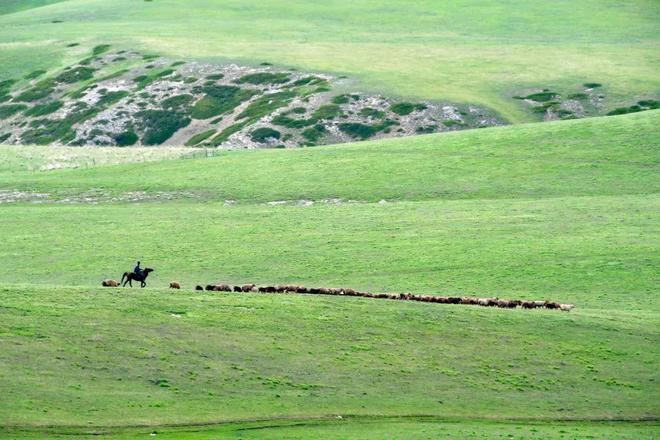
2,419,659,439
2,111,657,202
0,286,657,427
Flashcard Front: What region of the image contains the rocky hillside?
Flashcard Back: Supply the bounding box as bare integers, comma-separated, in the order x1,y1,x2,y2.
0,46,503,148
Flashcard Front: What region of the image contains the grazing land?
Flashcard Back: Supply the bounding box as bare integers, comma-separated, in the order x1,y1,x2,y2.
0,1,658,438
0,112,659,438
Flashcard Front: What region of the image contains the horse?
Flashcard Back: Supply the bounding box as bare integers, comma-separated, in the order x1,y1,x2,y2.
121,268,154,288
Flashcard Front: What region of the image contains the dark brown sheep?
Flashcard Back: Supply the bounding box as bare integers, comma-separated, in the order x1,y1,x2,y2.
544,301,560,310
318,288,330,295
205,284,215,291
521,301,535,309
195,285,204,291
343,288,356,296
102,279,119,287
296,286,309,293
258,286,267,293
242,284,256,292
169,282,181,290
233,286,242,292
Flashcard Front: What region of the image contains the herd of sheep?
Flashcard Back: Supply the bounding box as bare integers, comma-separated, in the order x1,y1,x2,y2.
102,279,574,311
190,282,574,311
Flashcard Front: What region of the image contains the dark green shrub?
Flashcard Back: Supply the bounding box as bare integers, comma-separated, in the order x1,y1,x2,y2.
0,133,10,143
331,94,350,104
271,114,317,128
638,99,659,109
235,72,290,85
0,95,10,103
291,107,306,114
568,93,588,100
209,121,250,145
66,43,79,47
237,90,296,120
359,107,385,119
24,100,63,117
312,104,342,120
292,76,325,86
442,120,463,127
92,44,111,55
0,79,16,94
96,91,129,106
0,104,27,119
25,70,47,80
524,92,559,102
185,129,216,146
206,74,224,80
55,66,96,83
162,94,194,109
15,79,56,102
338,122,378,139
583,83,602,88
137,109,191,145
301,124,326,144
250,127,281,143
190,85,256,119
390,102,427,115
114,131,138,146
171,61,185,67
416,125,437,134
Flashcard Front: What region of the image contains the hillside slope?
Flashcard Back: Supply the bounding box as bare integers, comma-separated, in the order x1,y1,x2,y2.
0,0,657,122
3,110,657,201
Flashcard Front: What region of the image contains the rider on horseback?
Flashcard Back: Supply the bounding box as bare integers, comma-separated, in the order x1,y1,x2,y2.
133,261,142,277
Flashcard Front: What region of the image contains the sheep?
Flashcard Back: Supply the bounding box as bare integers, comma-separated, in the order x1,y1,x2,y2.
233,286,242,292
195,285,204,291
169,282,181,290
102,279,119,287
242,284,256,292
521,301,535,309
559,304,574,312
544,301,560,310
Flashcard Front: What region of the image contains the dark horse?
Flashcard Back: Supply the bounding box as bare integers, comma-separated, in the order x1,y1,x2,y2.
121,268,154,288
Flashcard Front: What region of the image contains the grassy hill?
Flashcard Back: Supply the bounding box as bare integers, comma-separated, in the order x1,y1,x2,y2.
0,112,658,438
0,0,658,122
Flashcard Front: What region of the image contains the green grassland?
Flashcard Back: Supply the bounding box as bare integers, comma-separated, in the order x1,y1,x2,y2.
0,0,658,122
0,112,658,438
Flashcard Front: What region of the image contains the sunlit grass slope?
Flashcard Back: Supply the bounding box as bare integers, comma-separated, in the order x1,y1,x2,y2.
0,0,658,121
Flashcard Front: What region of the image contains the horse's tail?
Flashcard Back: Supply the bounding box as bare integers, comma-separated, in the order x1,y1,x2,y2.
120,272,127,285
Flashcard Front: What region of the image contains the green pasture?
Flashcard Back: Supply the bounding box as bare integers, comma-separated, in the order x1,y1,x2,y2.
0,286,658,429
0,82,658,439
0,0,658,122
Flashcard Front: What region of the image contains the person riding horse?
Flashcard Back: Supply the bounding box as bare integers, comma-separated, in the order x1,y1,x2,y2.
121,261,154,288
